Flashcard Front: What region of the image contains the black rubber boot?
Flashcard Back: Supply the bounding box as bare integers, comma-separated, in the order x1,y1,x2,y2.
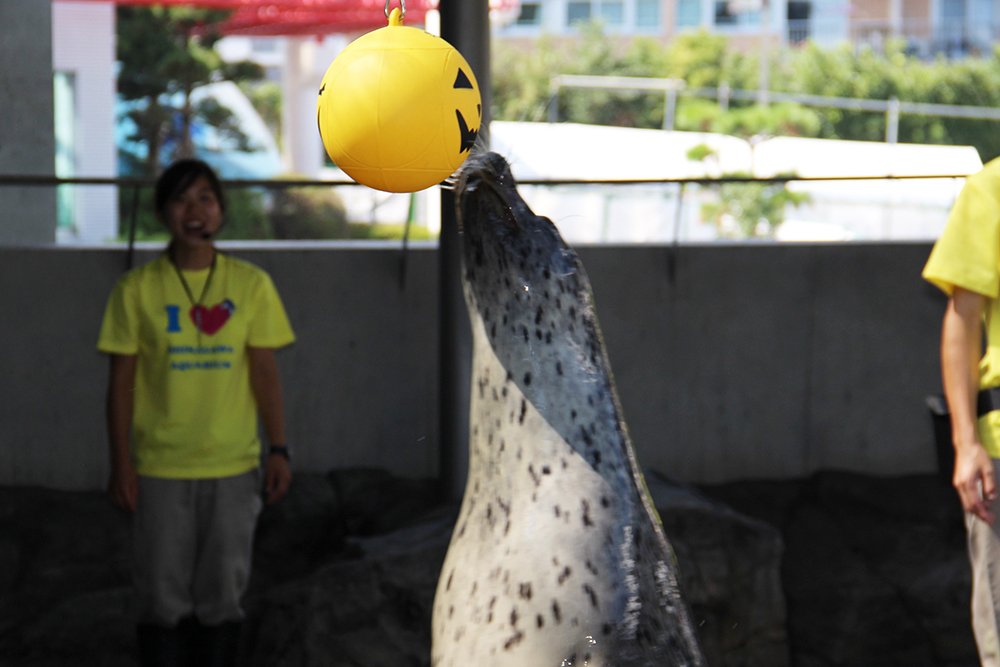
190,620,242,667
136,618,195,667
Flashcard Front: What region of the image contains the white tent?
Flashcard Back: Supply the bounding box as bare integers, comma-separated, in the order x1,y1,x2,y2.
487,121,984,243
490,121,983,182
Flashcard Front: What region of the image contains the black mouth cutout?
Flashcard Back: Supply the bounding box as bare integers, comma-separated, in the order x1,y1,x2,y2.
456,110,478,154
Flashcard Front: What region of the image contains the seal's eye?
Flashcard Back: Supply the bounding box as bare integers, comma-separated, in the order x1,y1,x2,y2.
502,205,518,231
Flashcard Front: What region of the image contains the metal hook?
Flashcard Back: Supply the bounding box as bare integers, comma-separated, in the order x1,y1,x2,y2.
385,0,406,19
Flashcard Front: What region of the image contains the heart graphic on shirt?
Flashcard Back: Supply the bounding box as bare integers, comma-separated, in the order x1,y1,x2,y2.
190,300,235,335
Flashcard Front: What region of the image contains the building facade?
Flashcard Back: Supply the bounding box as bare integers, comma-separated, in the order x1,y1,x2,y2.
495,0,1000,55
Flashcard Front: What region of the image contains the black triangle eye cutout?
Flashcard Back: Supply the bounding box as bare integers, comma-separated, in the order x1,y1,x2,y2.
456,109,478,153
454,69,474,89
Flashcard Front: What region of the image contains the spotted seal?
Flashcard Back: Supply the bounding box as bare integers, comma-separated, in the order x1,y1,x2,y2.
430,152,705,666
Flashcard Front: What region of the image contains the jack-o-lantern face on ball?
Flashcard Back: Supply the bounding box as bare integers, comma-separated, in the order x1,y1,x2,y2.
447,58,482,155
317,10,482,194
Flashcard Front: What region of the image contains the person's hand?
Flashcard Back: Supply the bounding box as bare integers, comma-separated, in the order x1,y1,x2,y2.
265,454,292,504
108,461,139,513
954,442,997,524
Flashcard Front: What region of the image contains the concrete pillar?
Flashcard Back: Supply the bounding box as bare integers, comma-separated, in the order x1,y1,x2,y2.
701,0,715,27
282,37,326,177
0,2,57,245
52,1,118,244
439,0,491,501
889,0,904,36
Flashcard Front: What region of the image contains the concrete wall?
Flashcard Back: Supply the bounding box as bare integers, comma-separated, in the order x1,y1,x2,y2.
0,242,945,490
0,244,440,490
0,2,56,244
578,243,944,482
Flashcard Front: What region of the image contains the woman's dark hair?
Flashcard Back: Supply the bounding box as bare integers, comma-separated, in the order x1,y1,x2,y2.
154,158,226,216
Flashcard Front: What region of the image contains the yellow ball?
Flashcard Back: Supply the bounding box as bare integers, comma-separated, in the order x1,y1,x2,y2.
317,9,482,193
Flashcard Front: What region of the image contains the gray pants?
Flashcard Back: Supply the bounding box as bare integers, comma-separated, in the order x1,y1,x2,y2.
968,459,1000,667
134,470,262,627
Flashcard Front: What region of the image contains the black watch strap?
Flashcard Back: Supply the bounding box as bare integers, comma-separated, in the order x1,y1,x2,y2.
269,445,290,461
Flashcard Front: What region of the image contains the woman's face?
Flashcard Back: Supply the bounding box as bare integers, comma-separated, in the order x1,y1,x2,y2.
161,175,224,249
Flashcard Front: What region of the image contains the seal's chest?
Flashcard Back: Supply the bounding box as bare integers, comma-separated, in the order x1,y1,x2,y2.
431,308,632,666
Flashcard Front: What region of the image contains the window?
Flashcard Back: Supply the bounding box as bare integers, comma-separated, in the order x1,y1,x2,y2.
567,1,592,25
516,2,543,24
787,1,810,20
600,1,625,25
941,0,965,20
714,0,759,26
636,0,661,27
251,37,279,54
675,0,699,26
714,1,737,24
939,0,967,54
53,71,76,233
787,0,810,42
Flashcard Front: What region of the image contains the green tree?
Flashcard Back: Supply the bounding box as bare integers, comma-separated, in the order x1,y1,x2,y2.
492,28,1000,160
494,27,813,136
776,41,1000,160
687,144,810,239
240,80,283,149
117,6,264,175
675,99,822,136
492,35,565,122
661,29,754,88
701,179,810,238
269,181,350,240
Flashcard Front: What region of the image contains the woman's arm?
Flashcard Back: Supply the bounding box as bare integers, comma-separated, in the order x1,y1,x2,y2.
107,354,138,512
248,346,292,503
942,287,996,523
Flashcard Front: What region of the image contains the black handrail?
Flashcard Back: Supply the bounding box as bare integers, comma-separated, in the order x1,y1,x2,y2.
0,173,976,188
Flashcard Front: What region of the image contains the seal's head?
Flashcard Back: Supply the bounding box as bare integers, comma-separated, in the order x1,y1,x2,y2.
455,151,577,303
453,151,614,477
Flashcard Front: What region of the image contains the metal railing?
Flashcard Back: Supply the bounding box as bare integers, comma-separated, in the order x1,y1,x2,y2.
0,170,976,247
549,74,1000,142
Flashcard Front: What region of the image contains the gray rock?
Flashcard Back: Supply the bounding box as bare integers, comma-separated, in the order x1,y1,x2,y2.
704,471,978,667
645,470,790,667
0,486,132,665
244,473,787,667
0,469,977,667
246,516,456,667
7,587,136,667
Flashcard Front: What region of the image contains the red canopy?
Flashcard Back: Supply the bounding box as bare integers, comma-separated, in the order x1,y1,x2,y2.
209,1,437,36
63,0,517,36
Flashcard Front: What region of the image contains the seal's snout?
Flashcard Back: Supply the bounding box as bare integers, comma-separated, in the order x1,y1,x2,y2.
457,152,524,235
457,152,514,200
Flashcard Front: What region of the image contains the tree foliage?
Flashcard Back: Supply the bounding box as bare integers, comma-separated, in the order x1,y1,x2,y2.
686,144,810,239
701,179,810,238
117,6,264,175
492,27,1000,161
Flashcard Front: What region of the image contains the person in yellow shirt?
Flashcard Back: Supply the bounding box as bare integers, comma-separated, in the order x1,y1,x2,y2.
924,156,1000,667
98,159,296,667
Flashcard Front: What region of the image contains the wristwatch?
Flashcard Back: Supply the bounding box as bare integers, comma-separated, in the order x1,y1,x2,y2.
269,445,290,461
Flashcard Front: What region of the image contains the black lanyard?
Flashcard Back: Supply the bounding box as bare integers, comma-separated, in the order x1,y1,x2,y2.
170,249,217,345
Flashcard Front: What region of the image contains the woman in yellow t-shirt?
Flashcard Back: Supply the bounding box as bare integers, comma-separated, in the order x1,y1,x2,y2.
98,159,295,667
924,156,1000,667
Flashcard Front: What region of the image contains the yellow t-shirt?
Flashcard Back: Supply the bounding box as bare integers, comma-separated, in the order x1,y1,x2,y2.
923,156,1000,456
97,253,295,479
